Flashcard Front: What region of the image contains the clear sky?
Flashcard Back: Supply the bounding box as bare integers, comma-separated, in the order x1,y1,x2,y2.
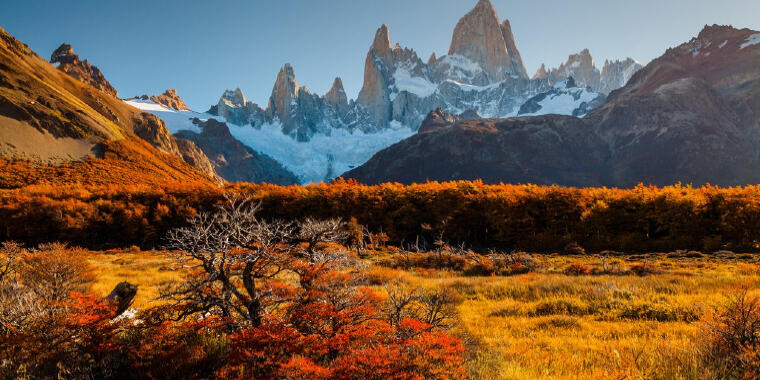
2,0,759,110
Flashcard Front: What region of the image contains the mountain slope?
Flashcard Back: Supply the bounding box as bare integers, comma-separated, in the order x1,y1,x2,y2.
174,118,298,184
587,25,760,186
0,27,215,187
344,25,760,187
344,112,609,186
125,97,299,184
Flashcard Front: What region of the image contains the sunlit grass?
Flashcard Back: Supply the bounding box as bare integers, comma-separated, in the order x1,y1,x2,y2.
86,249,760,379
87,249,182,308
392,254,759,379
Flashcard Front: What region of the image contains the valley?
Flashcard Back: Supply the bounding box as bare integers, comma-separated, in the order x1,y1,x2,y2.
2,0,760,378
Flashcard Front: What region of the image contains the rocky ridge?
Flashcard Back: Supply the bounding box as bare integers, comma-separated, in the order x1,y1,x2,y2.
130,89,190,111
0,28,216,186
535,49,643,95
50,43,119,97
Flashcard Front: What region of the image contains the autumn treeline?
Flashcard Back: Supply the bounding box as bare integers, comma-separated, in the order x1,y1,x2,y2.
2,179,760,252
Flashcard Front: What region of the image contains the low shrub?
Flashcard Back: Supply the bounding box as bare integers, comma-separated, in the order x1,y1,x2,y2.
535,316,581,330
629,263,662,276
462,253,539,276
563,263,594,276
378,252,469,271
618,301,701,322
699,288,760,378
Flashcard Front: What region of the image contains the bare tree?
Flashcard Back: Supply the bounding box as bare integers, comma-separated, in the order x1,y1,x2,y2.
162,195,355,327
384,281,420,327
415,289,458,330
163,195,294,326
383,281,459,331
295,218,349,259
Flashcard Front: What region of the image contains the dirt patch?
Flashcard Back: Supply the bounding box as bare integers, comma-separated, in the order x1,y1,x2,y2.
0,115,95,162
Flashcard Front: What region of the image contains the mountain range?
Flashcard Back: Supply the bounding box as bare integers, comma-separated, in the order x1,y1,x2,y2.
345,25,760,186
192,0,640,182
1,0,759,188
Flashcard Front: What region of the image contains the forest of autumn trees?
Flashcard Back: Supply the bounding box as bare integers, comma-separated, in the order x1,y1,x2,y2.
1,180,760,252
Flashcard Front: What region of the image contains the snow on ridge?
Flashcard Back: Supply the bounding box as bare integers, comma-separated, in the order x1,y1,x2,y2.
740,33,760,49
392,68,438,98
719,40,728,49
438,54,486,83
443,79,503,92
439,54,483,73
520,82,601,117
125,99,215,135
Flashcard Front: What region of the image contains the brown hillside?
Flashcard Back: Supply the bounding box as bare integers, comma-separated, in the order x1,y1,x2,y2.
0,26,215,187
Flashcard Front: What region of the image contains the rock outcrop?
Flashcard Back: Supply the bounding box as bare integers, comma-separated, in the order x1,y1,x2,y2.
149,89,189,111
532,64,549,80
598,58,643,95
418,108,462,134
174,118,299,184
129,89,190,111
324,77,349,117
517,78,605,117
357,25,395,127
500,20,528,79
173,137,224,184
50,43,118,97
131,112,182,156
547,49,601,90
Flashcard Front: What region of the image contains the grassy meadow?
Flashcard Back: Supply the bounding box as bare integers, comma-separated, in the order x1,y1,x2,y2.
85,248,760,379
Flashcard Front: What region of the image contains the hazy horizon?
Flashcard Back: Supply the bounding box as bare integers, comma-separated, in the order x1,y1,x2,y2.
2,0,759,110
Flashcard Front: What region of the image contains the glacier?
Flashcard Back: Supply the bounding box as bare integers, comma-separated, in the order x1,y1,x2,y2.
126,99,413,184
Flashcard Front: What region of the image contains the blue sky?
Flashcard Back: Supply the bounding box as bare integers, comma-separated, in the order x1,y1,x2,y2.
2,0,759,110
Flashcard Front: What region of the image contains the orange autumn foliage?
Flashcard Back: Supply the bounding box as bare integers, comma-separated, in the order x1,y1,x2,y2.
2,180,760,251
0,137,215,189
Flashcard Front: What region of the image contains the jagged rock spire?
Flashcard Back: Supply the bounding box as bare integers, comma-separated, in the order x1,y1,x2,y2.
448,0,527,81
532,64,549,80
428,52,438,65
499,20,528,78
220,87,247,107
324,77,349,116
268,63,300,122
357,24,395,126
371,24,394,68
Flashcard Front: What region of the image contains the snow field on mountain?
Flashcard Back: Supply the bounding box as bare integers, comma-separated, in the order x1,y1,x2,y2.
226,121,414,184
740,33,760,49
392,68,437,98
125,99,204,133
519,82,601,117
126,99,414,184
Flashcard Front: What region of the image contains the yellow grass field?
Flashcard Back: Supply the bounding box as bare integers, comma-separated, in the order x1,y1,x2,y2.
87,249,760,380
